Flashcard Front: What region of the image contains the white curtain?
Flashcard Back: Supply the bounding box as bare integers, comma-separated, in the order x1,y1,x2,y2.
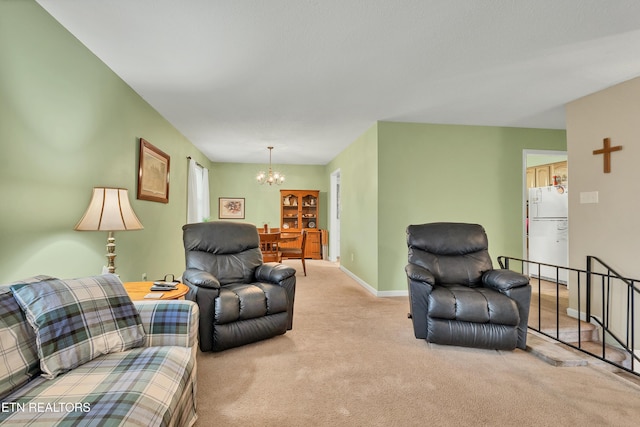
201,166,210,220
187,158,210,223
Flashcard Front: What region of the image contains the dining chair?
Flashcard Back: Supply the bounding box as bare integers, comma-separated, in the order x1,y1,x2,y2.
259,232,281,262
280,230,307,276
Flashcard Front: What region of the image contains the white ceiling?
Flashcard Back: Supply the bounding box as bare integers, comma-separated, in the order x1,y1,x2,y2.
36,0,640,165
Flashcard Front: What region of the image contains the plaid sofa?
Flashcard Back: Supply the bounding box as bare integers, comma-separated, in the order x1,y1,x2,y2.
0,275,199,427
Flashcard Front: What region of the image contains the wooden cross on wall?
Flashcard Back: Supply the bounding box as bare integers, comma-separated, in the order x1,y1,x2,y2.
593,137,622,173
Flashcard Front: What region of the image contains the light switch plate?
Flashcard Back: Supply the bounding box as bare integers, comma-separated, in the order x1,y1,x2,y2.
580,191,599,204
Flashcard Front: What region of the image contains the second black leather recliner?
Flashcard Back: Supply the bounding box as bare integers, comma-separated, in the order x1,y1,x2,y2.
405,222,531,350
182,221,296,352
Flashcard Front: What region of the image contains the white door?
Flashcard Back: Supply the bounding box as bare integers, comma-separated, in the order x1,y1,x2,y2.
330,169,341,262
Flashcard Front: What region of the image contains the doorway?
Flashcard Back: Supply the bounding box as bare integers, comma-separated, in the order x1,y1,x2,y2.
329,169,341,262
522,149,568,276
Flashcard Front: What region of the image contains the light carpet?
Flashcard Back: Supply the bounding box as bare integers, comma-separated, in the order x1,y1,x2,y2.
194,260,640,426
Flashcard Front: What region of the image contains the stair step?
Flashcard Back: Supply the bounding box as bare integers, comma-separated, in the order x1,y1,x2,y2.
526,332,588,367
568,340,629,364
528,331,631,375
539,325,598,343
527,331,630,369
529,279,635,373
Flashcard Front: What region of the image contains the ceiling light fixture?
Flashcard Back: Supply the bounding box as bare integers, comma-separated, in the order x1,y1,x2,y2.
256,146,285,185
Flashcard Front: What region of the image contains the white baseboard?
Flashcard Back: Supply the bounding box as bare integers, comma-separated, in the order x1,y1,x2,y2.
566,307,603,326
339,266,408,298
566,307,589,322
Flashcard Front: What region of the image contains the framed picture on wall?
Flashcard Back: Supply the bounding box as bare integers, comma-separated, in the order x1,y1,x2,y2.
219,197,245,219
138,138,170,203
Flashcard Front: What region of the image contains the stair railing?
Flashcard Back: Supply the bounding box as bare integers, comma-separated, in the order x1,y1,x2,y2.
586,256,639,371
498,255,640,376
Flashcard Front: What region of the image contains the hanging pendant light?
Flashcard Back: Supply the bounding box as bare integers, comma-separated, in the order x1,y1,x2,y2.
256,146,285,185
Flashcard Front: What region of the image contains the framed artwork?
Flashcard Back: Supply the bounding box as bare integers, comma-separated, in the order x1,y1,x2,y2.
138,138,170,203
219,198,245,219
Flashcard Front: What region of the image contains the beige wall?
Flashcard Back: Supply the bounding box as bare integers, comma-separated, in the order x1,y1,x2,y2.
566,75,640,344
566,77,640,275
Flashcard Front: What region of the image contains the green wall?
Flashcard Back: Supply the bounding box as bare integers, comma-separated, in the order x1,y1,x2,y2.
326,124,379,288
0,1,568,294
0,1,328,284
378,122,566,292
0,1,211,283
208,162,327,228
330,121,566,294
527,153,567,167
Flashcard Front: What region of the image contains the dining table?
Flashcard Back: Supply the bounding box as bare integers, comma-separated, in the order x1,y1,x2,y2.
258,230,300,243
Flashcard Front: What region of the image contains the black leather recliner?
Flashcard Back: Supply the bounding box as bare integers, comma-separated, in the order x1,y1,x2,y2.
405,222,531,350
182,221,296,352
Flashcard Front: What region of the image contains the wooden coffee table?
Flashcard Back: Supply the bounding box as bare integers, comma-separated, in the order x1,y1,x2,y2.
123,281,189,301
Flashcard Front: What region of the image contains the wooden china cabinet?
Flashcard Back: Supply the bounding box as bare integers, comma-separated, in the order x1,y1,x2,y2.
279,190,321,259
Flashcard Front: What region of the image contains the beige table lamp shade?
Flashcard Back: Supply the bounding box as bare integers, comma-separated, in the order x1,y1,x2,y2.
75,187,143,231
75,187,143,274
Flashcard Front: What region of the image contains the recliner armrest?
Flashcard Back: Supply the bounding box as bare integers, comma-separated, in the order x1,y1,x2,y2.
482,269,529,291
255,262,296,283
405,263,436,285
182,268,221,289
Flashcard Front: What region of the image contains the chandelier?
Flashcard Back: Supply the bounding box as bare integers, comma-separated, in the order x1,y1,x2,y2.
256,146,285,185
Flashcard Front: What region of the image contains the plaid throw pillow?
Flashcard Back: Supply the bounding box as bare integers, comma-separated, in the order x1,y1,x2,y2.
0,288,39,399
0,276,57,397
10,274,146,379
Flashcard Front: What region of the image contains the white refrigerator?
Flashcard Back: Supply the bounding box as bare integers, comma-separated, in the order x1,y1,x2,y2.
528,186,568,283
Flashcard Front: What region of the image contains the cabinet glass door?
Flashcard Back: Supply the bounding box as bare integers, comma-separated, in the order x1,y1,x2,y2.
281,193,298,230
301,193,318,229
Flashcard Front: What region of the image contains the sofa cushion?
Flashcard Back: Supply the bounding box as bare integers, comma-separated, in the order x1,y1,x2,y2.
0,345,197,426
10,274,146,379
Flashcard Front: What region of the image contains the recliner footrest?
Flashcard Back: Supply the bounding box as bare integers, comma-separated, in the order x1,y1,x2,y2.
215,283,288,324
427,284,519,325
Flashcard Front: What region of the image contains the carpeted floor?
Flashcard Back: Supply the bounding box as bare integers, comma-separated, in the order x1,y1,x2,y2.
194,260,640,426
